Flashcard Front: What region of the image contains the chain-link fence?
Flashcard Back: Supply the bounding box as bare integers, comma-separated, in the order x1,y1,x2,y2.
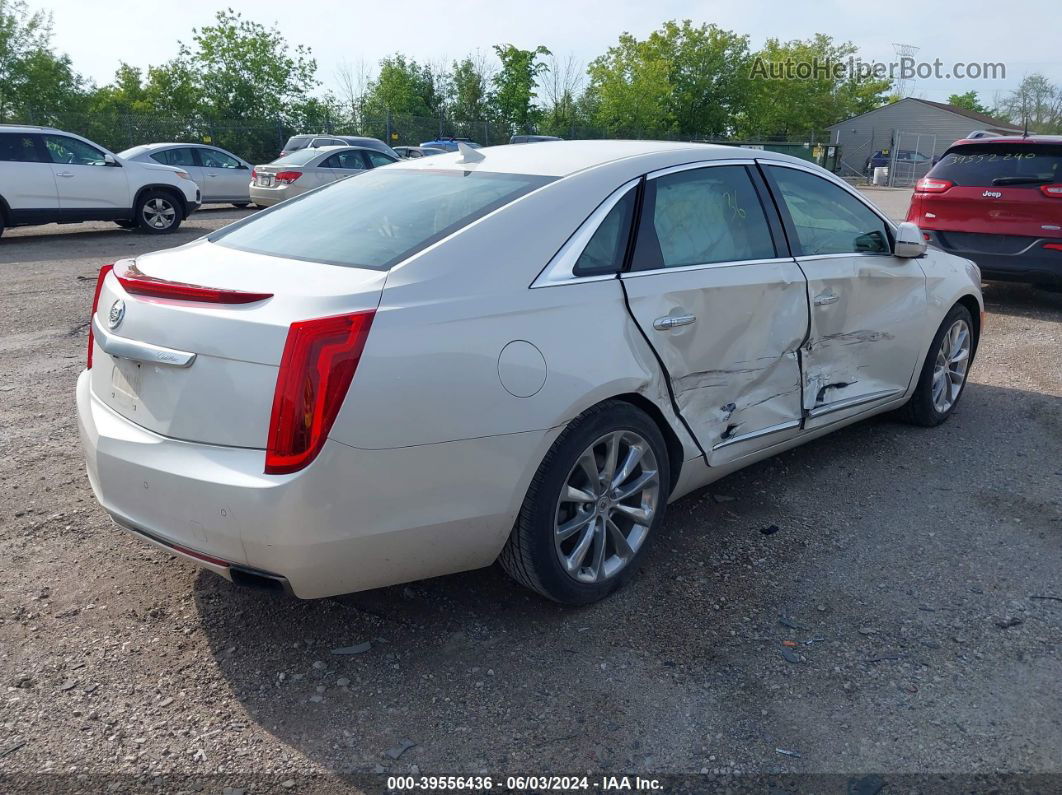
10,109,838,168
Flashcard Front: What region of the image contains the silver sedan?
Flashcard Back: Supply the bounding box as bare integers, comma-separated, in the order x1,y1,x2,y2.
117,143,253,206
77,141,982,605
249,146,399,206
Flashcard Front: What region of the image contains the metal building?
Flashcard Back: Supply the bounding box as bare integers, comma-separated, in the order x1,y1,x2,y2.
827,98,1023,184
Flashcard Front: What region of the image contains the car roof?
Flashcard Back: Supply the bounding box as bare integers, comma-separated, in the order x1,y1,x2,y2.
389,139,804,178
949,135,1062,147
0,123,58,133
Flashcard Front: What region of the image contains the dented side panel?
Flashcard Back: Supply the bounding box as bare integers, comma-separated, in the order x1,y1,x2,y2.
621,260,808,462
799,254,929,427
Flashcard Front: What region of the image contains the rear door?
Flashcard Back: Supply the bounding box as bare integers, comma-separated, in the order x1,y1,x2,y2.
0,132,58,214
321,150,367,180
150,147,203,195
620,161,809,464
761,162,927,428
196,147,249,201
44,134,129,210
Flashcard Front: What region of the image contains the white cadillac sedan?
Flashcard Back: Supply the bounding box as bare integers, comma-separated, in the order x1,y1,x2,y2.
77,141,983,605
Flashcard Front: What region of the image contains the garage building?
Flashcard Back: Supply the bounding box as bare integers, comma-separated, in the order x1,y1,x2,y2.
828,97,1023,183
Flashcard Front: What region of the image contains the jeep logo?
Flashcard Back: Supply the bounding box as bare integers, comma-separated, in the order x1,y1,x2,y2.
982,190,1002,199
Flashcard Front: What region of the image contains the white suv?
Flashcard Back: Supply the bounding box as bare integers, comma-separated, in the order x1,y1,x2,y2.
0,124,201,238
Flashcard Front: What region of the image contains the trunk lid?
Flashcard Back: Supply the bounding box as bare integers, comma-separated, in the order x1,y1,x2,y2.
90,240,385,448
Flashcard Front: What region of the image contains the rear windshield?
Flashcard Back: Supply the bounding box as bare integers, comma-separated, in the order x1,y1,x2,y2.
283,136,311,149
928,144,1062,187
269,149,323,166
211,168,554,269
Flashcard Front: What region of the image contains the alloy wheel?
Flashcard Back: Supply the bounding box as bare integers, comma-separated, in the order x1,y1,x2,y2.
142,198,176,230
554,430,660,584
931,318,971,413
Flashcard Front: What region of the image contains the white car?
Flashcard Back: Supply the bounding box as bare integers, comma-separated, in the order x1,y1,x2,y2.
117,143,253,207
249,146,399,206
0,124,201,237
76,141,983,605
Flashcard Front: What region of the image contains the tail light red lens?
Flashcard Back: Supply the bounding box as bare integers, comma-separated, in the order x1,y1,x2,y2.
265,311,376,475
114,261,272,304
275,170,302,184
251,167,257,179
1040,184,1062,198
1044,243,1062,251
87,264,114,369
914,178,954,193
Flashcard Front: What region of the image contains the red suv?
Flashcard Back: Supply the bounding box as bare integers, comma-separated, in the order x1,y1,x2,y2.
907,136,1062,289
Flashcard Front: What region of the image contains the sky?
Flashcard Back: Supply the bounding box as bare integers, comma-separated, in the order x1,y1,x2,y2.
40,0,1061,107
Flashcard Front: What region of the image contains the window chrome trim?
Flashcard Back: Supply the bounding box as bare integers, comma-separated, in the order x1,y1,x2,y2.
794,252,896,262
757,158,898,234
530,178,640,288
711,419,801,451
619,256,794,279
807,388,904,419
646,158,756,180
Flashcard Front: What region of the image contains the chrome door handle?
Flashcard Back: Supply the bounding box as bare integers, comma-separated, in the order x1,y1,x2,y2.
813,291,839,306
56,171,74,178
653,314,697,331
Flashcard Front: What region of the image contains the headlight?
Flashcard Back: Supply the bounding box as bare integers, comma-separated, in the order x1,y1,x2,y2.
174,169,191,180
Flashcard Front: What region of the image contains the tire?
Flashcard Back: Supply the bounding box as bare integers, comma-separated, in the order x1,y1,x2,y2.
902,303,975,427
135,190,183,234
500,400,671,605
0,216,4,239
114,219,136,229
232,202,250,208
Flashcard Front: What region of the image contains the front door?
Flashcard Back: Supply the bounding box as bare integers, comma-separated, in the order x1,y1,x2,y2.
761,163,928,429
620,162,809,465
44,134,128,211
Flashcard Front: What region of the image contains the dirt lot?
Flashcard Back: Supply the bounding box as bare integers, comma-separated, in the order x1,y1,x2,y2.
0,207,1060,792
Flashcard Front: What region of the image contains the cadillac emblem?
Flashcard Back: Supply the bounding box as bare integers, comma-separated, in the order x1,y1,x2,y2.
108,298,125,330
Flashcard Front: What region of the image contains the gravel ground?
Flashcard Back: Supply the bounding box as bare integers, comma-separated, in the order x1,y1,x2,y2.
0,206,1059,792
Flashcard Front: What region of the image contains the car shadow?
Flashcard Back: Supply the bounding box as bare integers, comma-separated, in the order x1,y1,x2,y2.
192,381,1062,779
981,280,1062,321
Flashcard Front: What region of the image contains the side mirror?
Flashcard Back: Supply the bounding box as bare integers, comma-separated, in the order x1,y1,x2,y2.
893,221,927,258
104,153,119,167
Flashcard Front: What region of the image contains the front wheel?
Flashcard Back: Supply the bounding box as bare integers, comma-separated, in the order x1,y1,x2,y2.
500,401,670,605
135,190,183,234
903,304,975,427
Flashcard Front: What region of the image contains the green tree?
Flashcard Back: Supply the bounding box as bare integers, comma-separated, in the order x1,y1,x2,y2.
449,53,493,121
492,44,550,133
586,33,671,137
739,34,890,138
0,0,85,122
585,21,751,139
179,8,318,119
947,90,989,114
362,54,441,118
994,74,1061,133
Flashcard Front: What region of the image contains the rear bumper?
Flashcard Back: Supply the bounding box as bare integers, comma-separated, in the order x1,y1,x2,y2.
76,371,553,598
248,184,298,207
925,230,1062,287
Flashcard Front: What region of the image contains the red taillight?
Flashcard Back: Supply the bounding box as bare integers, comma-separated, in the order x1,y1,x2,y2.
87,264,114,369
1045,243,1062,251
251,167,257,179
1040,184,1062,198
114,261,272,304
915,178,954,194
275,170,302,184
265,311,375,475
